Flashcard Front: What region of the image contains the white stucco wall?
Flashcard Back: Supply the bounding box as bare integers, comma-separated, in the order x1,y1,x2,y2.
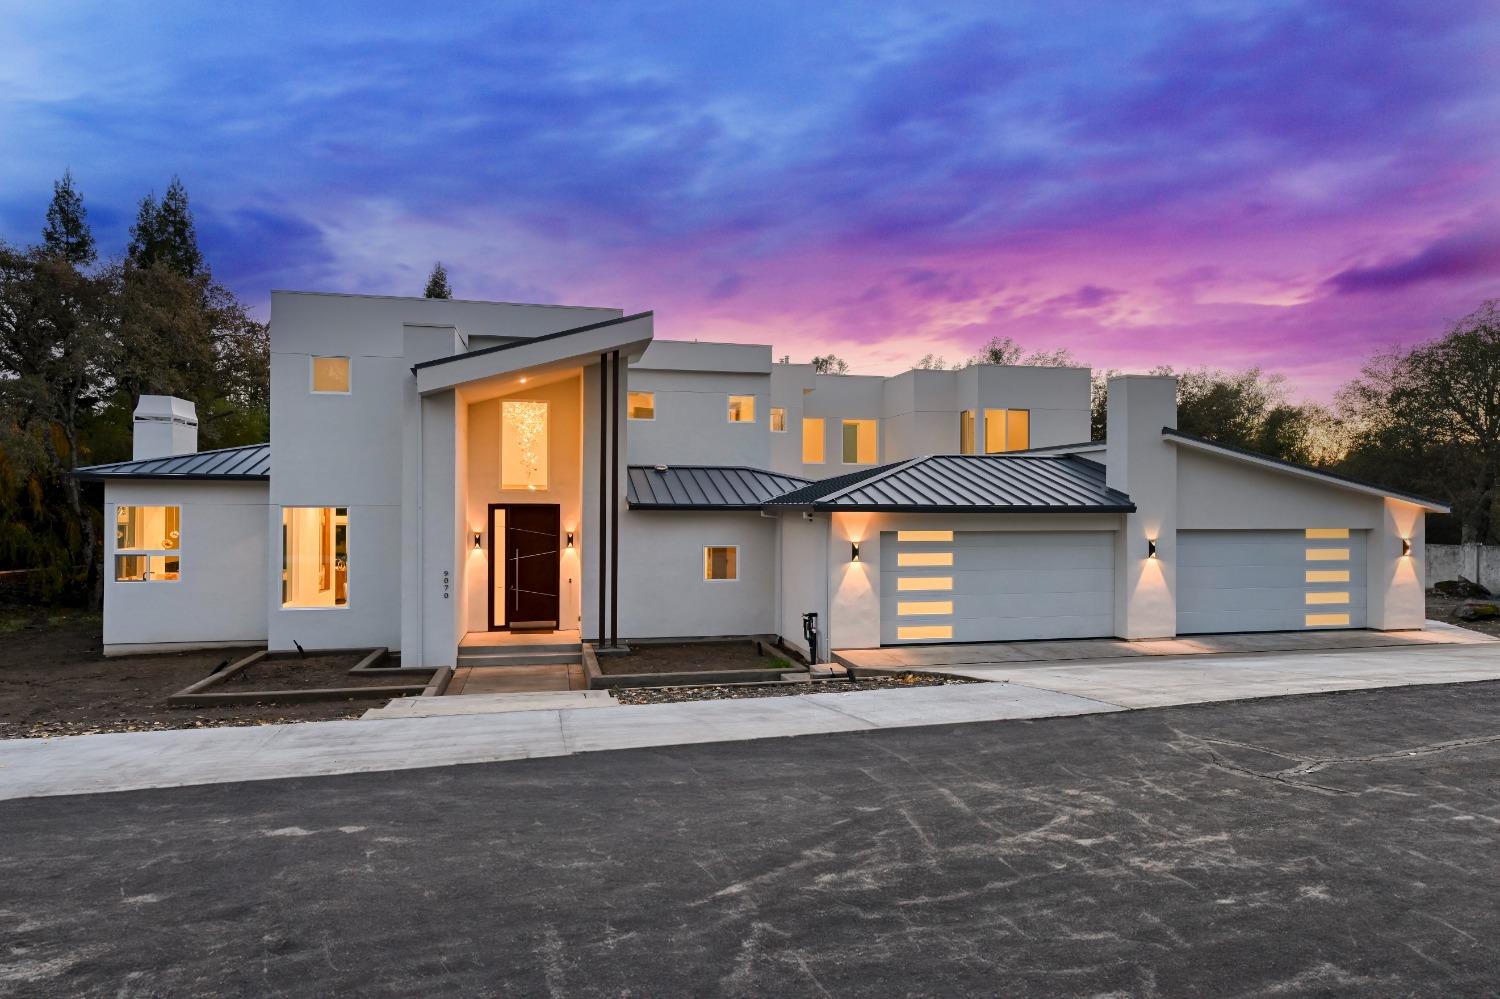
103,480,269,653
777,511,830,660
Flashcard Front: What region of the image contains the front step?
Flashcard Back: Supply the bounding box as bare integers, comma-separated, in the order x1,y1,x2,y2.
457,650,582,668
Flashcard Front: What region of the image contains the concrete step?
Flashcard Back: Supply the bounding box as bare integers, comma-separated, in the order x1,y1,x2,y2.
361,690,616,719
457,651,582,668
459,642,583,655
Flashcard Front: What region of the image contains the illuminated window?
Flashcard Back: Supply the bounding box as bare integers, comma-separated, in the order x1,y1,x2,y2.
959,410,976,454
897,625,953,640
311,356,350,393
1305,528,1349,539
114,506,181,582
802,418,825,463
627,392,655,420
770,407,786,432
841,419,878,464
983,409,1030,453
704,546,738,580
898,601,953,616
1306,570,1350,583
898,551,953,567
1306,613,1351,627
897,576,952,591
281,507,348,607
727,395,756,423
501,400,549,491
1306,548,1350,561
1306,592,1350,605
898,530,953,542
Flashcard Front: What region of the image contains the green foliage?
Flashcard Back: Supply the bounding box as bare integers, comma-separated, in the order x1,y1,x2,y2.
126,177,206,278
41,170,95,266
424,262,452,299
812,353,849,374
967,336,1078,368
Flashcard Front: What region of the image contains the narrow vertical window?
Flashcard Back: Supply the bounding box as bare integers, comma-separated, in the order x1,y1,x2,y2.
841,419,878,464
114,505,181,581
627,391,655,420
770,407,786,432
311,356,350,393
281,507,349,607
727,395,756,423
959,410,975,454
802,417,825,463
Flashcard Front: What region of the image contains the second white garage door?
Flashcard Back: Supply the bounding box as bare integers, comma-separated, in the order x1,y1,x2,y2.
880,530,1115,644
1177,529,1368,634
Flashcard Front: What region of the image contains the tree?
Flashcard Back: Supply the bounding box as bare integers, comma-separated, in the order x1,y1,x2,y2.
966,336,1078,368
41,170,95,266
915,354,948,370
126,177,205,278
424,262,452,299
812,353,849,374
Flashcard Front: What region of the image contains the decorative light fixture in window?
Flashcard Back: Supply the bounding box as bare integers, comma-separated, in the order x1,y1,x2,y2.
501,400,549,491
114,505,181,582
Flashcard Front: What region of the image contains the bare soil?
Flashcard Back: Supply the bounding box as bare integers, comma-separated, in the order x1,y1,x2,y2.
612,671,980,705
0,611,403,739
599,640,795,676
1427,592,1500,638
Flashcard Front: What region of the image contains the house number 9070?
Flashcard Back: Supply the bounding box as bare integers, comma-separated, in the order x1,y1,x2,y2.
442,569,450,599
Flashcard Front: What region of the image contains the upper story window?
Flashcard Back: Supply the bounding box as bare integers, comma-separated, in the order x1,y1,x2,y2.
628,391,655,420
770,407,786,432
282,506,348,607
311,356,350,394
501,400,549,491
960,410,976,454
802,417,825,463
114,505,180,582
984,408,1030,453
842,419,878,464
727,395,756,423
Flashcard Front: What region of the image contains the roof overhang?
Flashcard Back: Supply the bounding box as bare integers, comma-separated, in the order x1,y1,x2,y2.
414,312,653,395
1163,429,1450,513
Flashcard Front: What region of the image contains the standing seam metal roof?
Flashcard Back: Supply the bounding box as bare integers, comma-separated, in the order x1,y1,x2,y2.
627,465,812,509
74,443,271,481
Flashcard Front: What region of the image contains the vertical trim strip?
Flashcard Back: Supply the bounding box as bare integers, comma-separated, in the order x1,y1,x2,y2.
597,353,608,645
610,348,621,647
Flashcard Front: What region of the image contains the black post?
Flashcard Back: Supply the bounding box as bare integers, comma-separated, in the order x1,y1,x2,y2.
610,348,621,647
597,353,609,646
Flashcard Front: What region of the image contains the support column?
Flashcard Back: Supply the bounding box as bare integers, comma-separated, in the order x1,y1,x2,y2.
597,353,610,646
610,348,621,647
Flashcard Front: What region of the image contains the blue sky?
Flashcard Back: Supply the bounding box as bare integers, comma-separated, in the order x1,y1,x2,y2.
4,1,1499,397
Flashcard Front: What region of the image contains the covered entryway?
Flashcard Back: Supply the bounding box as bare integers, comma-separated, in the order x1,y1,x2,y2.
1177,529,1368,634
879,530,1115,644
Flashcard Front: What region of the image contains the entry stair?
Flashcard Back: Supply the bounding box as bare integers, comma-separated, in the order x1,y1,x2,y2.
457,636,583,669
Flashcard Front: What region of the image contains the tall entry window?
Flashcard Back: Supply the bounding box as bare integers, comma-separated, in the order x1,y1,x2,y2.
114,505,181,581
983,409,1030,453
282,507,348,607
501,400,549,491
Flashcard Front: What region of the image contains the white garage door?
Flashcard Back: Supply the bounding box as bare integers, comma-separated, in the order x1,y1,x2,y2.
1177,529,1367,634
880,530,1115,645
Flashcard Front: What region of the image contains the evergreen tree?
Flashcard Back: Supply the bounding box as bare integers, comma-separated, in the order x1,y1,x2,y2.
125,177,206,278
424,261,452,299
41,170,95,265
125,192,162,269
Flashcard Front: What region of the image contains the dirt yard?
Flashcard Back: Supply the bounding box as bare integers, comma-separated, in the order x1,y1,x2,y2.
1427,592,1500,638
0,610,397,739
612,671,979,704
598,640,795,675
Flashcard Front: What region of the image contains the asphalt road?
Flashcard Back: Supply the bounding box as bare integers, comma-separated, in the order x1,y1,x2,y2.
4,682,1500,998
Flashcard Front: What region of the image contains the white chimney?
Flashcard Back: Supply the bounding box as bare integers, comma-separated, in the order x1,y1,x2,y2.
133,395,198,460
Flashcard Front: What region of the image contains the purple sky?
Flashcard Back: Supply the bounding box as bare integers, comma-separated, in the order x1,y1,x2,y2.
4,1,1499,399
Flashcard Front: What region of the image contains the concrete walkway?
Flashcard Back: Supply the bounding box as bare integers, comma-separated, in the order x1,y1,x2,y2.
5,638,1500,802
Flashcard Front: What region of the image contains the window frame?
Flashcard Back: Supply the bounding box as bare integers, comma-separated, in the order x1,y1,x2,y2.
802,417,826,464
703,545,740,581
982,408,1031,453
627,391,656,421
280,505,351,609
310,355,352,395
113,504,182,583
840,418,878,465
726,395,757,424
770,407,787,433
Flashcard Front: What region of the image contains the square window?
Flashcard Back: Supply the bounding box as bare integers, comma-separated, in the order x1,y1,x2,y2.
114,506,182,582
501,400,549,491
282,507,349,607
311,356,350,393
841,419,878,464
983,409,1030,453
770,407,786,432
704,546,738,580
628,391,655,420
802,418,825,463
727,395,756,423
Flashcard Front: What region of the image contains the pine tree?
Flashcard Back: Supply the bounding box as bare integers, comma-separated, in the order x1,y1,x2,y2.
424,262,452,299
126,193,162,270
41,170,95,265
125,177,206,278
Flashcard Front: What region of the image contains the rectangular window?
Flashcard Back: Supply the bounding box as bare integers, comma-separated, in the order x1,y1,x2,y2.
1305,528,1349,539
501,400,549,491
627,391,655,420
770,407,786,432
897,530,953,542
1306,570,1351,583
282,507,349,607
1306,613,1351,627
897,625,953,641
727,395,756,423
841,419,878,464
1306,592,1350,605
960,410,976,454
704,546,738,580
983,408,1030,453
898,551,953,567
114,505,181,582
802,417,825,463
898,601,953,616
897,576,952,591
311,356,350,393
1306,548,1350,561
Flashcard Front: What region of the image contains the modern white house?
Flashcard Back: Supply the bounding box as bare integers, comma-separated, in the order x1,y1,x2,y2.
79,291,1446,664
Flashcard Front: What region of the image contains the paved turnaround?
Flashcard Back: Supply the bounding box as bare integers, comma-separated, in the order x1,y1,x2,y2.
4,681,1500,997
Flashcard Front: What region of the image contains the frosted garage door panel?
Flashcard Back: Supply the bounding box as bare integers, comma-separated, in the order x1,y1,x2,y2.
881,531,1115,644
1177,529,1367,634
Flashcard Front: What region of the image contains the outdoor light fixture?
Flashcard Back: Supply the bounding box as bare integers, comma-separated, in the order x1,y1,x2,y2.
1147,538,1158,559
473,531,482,550
851,541,861,562
566,531,575,548
1402,538,1412,557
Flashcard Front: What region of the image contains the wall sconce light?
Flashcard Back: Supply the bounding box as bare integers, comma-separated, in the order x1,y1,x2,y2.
473,531,482,550
1402,538,1412,557
566,531,575,548
1147,538,1158,559
851,541,861,562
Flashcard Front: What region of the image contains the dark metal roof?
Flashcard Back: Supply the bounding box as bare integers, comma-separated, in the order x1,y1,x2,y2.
412,311,650,371
75,443,270,481
627,465,812,510
765,454,1135,513
1161,428,1450,512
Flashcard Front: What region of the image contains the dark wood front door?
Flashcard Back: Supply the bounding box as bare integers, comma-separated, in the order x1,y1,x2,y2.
489,503,561,631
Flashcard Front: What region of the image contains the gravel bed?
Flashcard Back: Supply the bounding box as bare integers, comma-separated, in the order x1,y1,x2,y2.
611,671,980,705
